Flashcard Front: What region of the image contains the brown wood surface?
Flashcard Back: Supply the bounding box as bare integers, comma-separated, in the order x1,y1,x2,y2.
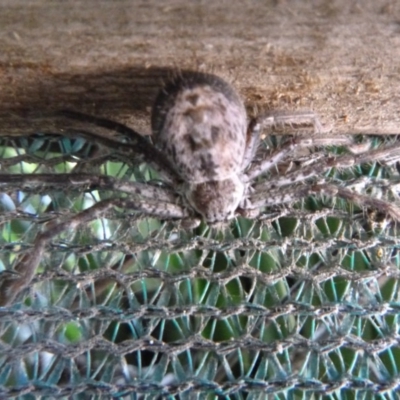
0,0,399,135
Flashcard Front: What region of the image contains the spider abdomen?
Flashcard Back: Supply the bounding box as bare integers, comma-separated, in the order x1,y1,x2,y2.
151,72,248,184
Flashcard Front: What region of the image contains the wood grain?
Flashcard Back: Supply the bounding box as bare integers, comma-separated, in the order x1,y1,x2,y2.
0,0,399,135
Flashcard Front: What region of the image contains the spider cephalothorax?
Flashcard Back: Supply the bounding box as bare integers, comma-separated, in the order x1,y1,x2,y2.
2,71,400,305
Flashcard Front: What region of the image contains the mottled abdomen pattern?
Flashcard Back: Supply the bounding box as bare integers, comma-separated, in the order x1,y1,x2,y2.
151,73,248,184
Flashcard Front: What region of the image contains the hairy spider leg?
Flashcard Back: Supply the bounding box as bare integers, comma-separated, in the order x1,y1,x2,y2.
241,118,262,170
0,196,190,306
245,134,352,182
59,111,181,184
47,127,178,185
247,182,400,222
257,110,326,134
0,173,180,203
251,141,400,195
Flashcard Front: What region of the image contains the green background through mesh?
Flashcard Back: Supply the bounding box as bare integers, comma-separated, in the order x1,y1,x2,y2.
1,132,400,399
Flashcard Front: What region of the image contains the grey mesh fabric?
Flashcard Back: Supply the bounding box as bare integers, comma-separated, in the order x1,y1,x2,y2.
1,132,399,399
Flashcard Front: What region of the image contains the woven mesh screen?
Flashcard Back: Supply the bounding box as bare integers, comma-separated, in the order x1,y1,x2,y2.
1,129,400,399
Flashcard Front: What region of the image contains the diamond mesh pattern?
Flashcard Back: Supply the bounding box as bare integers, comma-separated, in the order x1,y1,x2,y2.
1,131,400,399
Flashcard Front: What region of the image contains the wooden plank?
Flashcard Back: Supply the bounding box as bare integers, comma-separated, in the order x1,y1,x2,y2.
0,0,399,135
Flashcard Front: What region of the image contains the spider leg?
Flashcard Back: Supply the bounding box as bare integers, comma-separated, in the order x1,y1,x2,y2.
241,118,262,170
244,134,352,181
251,141,400,192
58,110,181,183
0,173,178,203
246,182,400,222
256,110,326,134
36,127,178,184
0,196,191,306
317,184,400,221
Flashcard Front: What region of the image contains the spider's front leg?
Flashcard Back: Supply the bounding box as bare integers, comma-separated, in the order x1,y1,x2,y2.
0,197,191,306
